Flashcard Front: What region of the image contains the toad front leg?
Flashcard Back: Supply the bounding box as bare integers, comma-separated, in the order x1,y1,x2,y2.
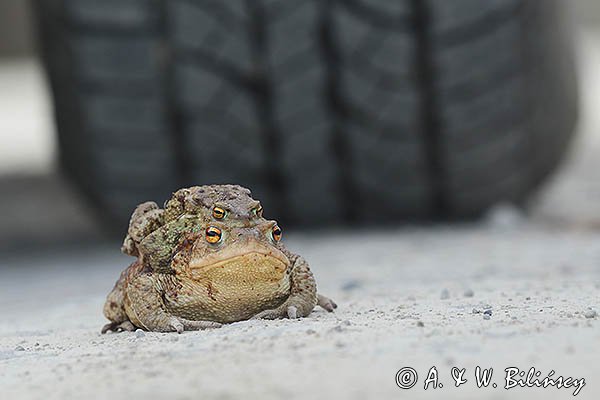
122,273,222,333
252,254,337,320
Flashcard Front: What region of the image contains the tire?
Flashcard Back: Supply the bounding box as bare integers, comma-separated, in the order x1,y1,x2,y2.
33,0,577,228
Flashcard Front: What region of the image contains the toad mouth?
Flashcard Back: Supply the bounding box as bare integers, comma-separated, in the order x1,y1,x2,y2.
188,242,290,272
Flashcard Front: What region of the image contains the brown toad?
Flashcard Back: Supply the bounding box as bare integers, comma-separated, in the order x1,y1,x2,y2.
102,185,336,333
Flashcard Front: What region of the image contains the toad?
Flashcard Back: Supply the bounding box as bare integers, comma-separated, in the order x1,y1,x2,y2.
102,185,336,333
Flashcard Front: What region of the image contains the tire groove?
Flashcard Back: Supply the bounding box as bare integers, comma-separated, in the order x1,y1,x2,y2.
245,0,287,221
161,0,190,189
412,0,447,217
321,0,356,222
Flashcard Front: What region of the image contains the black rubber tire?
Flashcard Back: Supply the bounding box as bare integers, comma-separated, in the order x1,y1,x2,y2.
33,0,577,227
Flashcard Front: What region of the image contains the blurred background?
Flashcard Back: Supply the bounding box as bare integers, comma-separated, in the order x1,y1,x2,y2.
1,3,600,399
0,0,599,254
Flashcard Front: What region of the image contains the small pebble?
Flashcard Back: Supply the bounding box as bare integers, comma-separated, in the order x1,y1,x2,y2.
485,203,523,228
341,280,362,292
483,309,493,316
584,310,597,319
14,345,25,351
135,329,145,338
440,289,450,300
416,321,424,327
463,289,474,298
483,314,491,320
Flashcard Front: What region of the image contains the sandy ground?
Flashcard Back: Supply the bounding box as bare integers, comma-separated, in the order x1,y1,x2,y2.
1,222,599,400
1,29,600,400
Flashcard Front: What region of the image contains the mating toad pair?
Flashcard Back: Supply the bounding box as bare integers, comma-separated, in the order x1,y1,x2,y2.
102,185,336,333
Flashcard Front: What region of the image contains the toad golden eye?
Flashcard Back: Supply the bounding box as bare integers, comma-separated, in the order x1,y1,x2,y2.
212,206,226,220
205,226,222,243
272,225,282,242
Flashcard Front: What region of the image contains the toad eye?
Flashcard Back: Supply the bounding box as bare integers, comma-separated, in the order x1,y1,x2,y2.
212,206,226,220
205,226,222,244
271,225,282,242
